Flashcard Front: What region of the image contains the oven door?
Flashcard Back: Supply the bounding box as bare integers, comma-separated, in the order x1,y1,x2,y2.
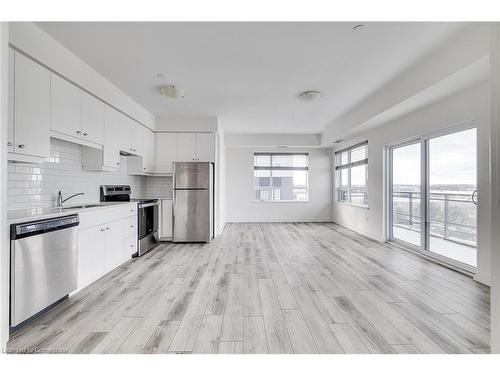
138,201,159,239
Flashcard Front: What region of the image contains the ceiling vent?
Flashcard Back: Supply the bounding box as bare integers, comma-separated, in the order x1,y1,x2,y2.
159,85,185,99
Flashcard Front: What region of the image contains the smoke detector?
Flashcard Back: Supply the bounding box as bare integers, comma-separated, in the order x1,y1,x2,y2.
159,85,185,99
298,90,323,102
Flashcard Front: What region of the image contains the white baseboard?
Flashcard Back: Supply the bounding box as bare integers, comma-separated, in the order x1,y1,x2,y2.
227,219,334,223
331,219,385,242
474,272,491,286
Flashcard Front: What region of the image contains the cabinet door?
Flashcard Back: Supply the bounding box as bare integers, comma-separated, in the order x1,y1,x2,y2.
132,121,143,156
7,48,14,152
123,235,137,259
142,127,155,173
51,73,82,137
122,116,140,155
14,52,50,158
155,133,178,173
160,199,173,239
103,105,121,169
195,133,215,162
177,133,196,161
82,91,105,144
78,225,105,288
104,222,125,272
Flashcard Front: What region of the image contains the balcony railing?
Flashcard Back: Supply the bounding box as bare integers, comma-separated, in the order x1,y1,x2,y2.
392,190,477,247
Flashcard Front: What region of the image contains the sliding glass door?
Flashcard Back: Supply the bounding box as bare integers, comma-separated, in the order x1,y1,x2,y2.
390,141,422,247
388,126,477,270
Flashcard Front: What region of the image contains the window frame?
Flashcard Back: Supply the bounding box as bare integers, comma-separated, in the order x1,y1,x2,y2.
253,152,309,203
334,141,368,207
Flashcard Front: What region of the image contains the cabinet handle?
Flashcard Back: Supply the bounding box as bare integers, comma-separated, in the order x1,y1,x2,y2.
117,162,120,166
18,144,25,149
130,225,134,228
130,245,134,248
130,209,133,212
7,141,13,147
76,130,81,134
106,227,110,230
100,228,105,232
83,132,88,136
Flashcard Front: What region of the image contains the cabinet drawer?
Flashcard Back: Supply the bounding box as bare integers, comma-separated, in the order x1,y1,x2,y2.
124,235,137,258
79,204,137,229
127,216,137,237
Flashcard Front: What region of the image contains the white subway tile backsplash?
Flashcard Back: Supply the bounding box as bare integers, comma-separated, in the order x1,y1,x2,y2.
145,176,172,198
7,138,147,210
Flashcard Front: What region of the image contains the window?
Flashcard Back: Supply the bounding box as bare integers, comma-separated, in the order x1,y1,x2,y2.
335,141,368,206
254,153,308,201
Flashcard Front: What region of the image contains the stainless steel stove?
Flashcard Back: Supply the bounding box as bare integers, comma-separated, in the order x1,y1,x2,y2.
100,185,159,256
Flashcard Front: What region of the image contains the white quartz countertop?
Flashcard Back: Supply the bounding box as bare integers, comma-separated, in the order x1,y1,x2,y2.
134,196,172,200
7,201,137,225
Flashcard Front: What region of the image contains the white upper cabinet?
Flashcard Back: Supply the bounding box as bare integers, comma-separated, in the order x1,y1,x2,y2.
120,115,142,156
127,126,155,175
81,91,105,145
177,133,215,162
142,127,155,173
103,105,123,168
195,133,215,162
177,133,197,161
152,132,215,175
155,133,178,174
13,51,51,159
50,73,82,138
7,48,14,153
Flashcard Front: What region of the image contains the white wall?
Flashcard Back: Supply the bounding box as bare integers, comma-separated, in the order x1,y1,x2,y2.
226,146,333,222
489,23,500,354
155,115,218,133
332,82,492,285
226,133,321,147
9,22,155,130
0,22,9,350
216,131,227,234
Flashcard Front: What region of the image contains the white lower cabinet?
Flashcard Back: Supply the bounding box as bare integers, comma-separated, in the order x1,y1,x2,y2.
77,225,106,289
159,199,173,240
104,221,126,272
77,205,137,289
124,235,137,258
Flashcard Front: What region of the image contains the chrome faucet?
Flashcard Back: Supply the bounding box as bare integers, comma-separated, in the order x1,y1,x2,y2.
57,191,85,207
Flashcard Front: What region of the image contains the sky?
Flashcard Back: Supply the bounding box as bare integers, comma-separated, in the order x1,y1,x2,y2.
393,128,476,187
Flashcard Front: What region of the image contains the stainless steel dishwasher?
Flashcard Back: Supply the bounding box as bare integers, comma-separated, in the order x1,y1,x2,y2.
10,214,79,329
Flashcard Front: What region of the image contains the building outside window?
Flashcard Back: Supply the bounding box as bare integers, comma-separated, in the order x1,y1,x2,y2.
254,153,309,201
335,141,368,206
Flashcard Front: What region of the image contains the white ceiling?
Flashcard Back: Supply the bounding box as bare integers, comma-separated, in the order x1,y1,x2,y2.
37,22,465,134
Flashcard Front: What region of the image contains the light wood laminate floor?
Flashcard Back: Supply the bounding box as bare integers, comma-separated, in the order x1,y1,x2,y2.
8,223,490,354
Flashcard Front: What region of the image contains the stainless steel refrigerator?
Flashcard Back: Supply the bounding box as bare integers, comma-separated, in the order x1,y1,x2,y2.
172,162,214,242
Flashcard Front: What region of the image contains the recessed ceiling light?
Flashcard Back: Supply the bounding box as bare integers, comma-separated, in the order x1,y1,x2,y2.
352,24,365,32
297,90,323,102
156,73,165,79
159,85,185,99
